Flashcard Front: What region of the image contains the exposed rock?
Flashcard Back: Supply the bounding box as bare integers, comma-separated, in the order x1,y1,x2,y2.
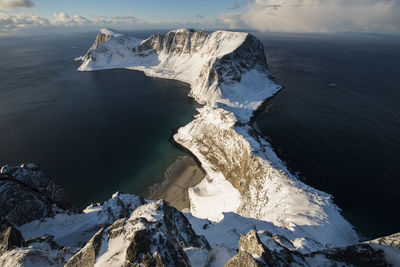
162,199,210,250
0,179,53,226
225,251,261,267
25,234,59,250
65,227,104,267
96,191,146,223
237,230,305,266
228,229,395,267
0,231,78,266
93,200,210,266
239,230,266,258
0,163,74,227
0,163,72,209
0,226,24,255
369,232,400,250
308,244,390,267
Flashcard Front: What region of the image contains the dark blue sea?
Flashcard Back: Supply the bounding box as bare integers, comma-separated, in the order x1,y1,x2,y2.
254,32,400,239
0,31,197,207
0,31,399,239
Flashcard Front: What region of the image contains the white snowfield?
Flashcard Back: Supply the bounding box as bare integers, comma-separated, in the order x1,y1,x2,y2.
77,28,359,250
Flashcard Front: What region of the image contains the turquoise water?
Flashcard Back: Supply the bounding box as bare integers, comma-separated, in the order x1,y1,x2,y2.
0,32,198,207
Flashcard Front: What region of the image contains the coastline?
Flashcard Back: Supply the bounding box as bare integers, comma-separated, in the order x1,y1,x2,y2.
77,28,359,249
146,155,205,211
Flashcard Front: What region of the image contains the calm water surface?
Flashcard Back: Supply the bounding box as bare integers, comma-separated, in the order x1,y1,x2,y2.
255,33,400,239
0,32,197,207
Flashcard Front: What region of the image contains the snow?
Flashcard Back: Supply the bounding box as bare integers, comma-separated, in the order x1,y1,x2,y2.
76,28,360,253
188,174,241,222
99,28,124,37
17,193,143,247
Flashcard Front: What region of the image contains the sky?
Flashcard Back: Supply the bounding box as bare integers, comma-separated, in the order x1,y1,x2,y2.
1,0,400,35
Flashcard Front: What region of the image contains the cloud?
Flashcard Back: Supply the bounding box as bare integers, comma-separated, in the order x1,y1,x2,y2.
0,11,224,35
0,12,48,32
221,0,400,33
196,14,204,19
53,12,91,26
0,0,34,10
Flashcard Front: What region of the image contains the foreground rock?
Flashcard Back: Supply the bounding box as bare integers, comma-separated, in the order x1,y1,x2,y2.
0,163,73,228
0,167,397,267
226,230,397,266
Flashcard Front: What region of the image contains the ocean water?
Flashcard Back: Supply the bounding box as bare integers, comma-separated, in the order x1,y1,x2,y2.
0,32,198,207
254,33,400,239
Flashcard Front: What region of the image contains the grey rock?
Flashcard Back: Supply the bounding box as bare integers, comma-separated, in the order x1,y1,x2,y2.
0,226,24,256
0,163,74,227
0,179,53,226
0,163,72,210
108,200,210,267
225,251,261,267
229,229,394,267
65,227,105,267
123,200,209,267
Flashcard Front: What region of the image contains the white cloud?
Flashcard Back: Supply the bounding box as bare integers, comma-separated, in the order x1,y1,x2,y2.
0,0,34,10
221,0,400,33
0,12,48,32
52,12,91,26
0,11,225,35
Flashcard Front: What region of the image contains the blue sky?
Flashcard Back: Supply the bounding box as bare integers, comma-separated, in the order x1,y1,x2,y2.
28,0,247,21
1,0,400,35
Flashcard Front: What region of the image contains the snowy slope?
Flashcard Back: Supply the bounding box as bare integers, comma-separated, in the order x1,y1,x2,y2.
2,193,398,267
77,28,359,250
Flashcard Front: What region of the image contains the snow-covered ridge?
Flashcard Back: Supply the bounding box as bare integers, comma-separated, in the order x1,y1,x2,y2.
78,28,279,122
77,28,357,250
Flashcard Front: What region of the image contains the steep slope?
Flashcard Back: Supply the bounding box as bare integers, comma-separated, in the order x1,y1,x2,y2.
77,28,358,250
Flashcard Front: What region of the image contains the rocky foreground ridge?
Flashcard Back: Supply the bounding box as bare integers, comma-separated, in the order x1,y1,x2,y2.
0,164,399,266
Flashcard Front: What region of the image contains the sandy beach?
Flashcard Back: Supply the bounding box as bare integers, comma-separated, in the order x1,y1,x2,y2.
147,155,206,211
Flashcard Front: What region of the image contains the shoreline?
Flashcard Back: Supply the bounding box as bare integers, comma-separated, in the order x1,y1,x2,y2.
146,155,206,211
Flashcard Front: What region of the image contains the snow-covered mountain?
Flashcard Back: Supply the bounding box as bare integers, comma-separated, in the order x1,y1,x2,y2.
0,29,399,266
78,28,357,246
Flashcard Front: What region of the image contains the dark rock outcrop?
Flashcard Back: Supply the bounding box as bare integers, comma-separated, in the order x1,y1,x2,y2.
0,163,72,209
0,163,74,228
226,230,393,267
0,226,24,256
121,200,209,267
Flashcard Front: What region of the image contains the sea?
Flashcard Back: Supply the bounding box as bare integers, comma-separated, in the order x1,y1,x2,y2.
254,32,400,239
0,30,399,239
0,31,198,207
